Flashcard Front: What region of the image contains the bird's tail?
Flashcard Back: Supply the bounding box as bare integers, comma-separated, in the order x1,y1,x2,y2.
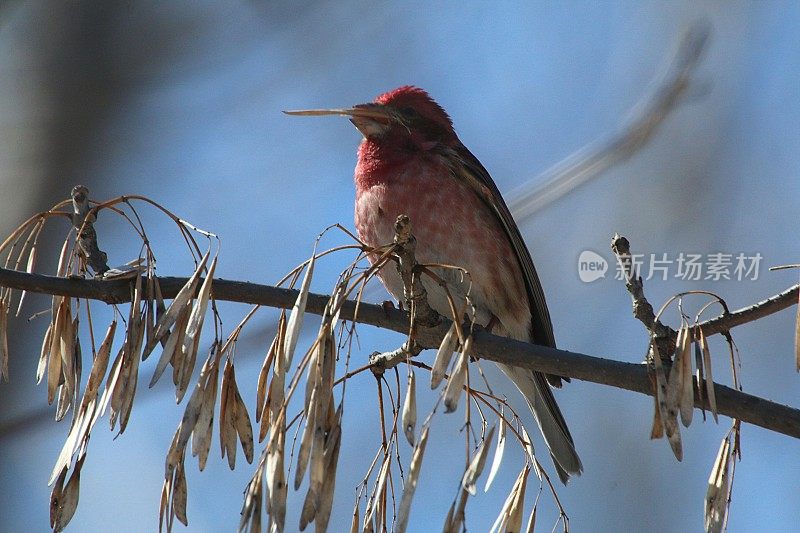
497,363,582,483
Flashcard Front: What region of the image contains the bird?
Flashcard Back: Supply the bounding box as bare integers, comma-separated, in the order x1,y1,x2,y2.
285,86,582,483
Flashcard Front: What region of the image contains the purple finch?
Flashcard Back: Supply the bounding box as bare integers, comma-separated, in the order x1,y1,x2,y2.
287,86,582,482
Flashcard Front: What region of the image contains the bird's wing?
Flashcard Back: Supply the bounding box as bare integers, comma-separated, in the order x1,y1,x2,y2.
443,144,581,479
441,145,556,349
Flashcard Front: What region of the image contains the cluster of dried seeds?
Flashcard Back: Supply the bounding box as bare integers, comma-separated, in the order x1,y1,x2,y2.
647,293,742,533
2,189,778,533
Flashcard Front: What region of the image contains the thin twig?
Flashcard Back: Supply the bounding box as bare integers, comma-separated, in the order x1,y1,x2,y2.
698,284,800,336
611,233,674,347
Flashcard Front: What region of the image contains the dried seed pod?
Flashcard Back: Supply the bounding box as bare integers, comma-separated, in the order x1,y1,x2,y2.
402,370,417,446
158,471,172,533
58,303,76,401
149,300,192,389
524,501,538,533
255,329,279,424
678,326,694,427
168,376,208,472
704,436,732,533
108,347,129,429
264,315,288,441
699,328,718,422
350,498,360,533
54,384,70,422
143,250,209,359
263,371,285,442
489,465,529,533
442,500,456,533
49,467,68,530
152,275,167,344
652,338,682,460
506,466,529,533
442,492,466,533
396,425,430,533
284,254,315,368
484,417,506,492
298,484,316,531
37,323,53,384
316,327,336,422
665,326,685,417
143,273,156,360
650,389,664,440
47,299,67,405
15,222,42,317
175,329,200,404
315,405,342,533
173,463,188,526
294,387,317,491
302,396,332,529
118,279,145,434
462,425,495,495
192,353,219,471
220,359,239,470
444,336,471,413
265,411,287,532
108,274,144,432
694,335,704,402
238,465,264,533
55,236,71,278
364,457,390,531
98,348,123,420
232,377,254,465
72,332,82,407
52,455,84,533
431,322,458,389
82,321,116,411
111,332,142,434
115,359,140,434
180,256,217,369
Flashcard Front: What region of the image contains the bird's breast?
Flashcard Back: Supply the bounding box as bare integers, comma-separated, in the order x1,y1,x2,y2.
354,157,531,340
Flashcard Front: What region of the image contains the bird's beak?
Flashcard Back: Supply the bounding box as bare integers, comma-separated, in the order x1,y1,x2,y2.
284,103,393,138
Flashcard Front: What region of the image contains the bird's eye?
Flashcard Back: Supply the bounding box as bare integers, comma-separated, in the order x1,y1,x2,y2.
401,106,419,118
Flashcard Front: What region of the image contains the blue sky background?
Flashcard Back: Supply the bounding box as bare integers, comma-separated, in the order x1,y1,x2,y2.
1,2,799,532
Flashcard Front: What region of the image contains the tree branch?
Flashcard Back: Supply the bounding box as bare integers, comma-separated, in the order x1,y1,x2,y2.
698,284,800,336
1,266,798,439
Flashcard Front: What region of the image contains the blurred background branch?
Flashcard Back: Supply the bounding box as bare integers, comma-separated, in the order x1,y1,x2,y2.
507,22,709,220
